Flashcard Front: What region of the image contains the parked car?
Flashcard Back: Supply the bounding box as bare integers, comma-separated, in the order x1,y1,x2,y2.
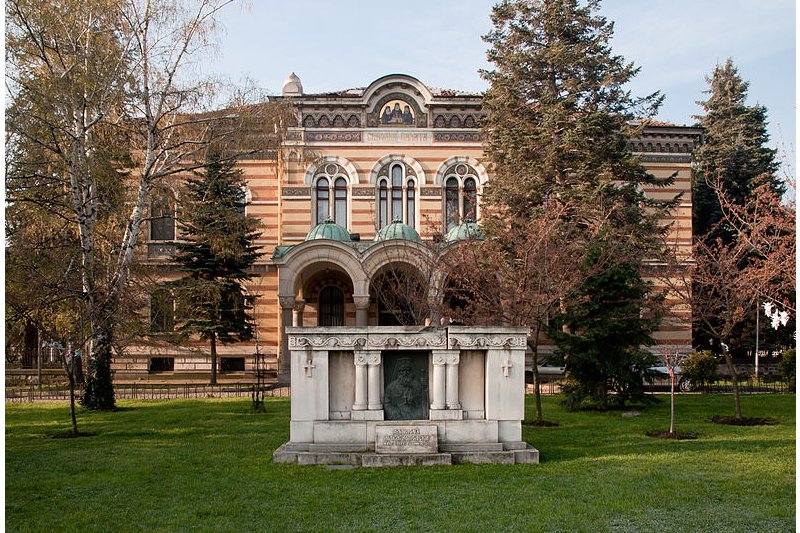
648,364,694,391
525,361,566,384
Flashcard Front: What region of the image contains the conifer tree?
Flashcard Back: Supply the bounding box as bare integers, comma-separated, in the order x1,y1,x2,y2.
172,158,263,385
480,0,673,408
693,59,781,243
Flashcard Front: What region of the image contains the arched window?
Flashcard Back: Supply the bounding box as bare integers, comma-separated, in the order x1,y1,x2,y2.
318,286,344,326
379,180,388,228
406,179,415,229
376,162,416,228
313,162,349,226
445,177,460,232
334,178,347,228
464,177,477,221
150,192,175,241
442,163,481,232
315,177,329,224
391,165,403,222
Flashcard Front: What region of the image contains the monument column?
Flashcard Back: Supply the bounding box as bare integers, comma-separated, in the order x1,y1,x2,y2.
353,295,370,327
292,299,306,327
353,353,368,411
430,351,447,410
445,352,461,409
366,351,382,410
278,296,295,384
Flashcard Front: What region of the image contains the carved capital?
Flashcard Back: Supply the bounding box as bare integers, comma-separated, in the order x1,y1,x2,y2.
278,296,295,309
293,299,306,312
352,295,371,309
354,353,369,366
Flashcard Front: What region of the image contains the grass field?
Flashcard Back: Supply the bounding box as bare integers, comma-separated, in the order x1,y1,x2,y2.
5,394,795,532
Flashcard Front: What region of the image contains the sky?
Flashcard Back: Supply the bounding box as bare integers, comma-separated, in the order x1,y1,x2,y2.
207,0,796,174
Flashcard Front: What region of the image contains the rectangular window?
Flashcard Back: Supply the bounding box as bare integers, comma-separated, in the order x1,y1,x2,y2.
150,195,175,241
150,289,175,333
149,357,174,372
221,357,245,372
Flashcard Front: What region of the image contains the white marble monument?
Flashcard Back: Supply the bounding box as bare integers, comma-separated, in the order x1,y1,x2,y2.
273,326,539,466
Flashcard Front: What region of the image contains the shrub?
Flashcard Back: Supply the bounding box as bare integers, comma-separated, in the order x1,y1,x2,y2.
681,350,718,391
778,348,795,387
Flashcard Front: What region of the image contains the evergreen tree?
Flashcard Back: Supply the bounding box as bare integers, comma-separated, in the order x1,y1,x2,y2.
550,238,660,410
480,0,673,408
692,60,784,354
693,59,781,244
172,158,263,385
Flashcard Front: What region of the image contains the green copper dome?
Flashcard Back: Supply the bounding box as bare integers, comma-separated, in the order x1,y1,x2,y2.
375,217,422,242
445,220,483,242
305,218,352,242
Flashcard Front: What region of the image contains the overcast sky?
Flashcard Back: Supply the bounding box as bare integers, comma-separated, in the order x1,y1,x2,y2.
207,0,795,173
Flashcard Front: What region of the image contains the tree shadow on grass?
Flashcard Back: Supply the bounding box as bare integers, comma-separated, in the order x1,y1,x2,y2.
712,415,779,426
50,431,96,439
645,430,700,440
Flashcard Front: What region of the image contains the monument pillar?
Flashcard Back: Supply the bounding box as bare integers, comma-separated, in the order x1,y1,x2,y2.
367,351,382,410
292,299,306,327
353,295,370,327
353,353,368,411
445,352,461,409
430,351,447,410
278,296,295,383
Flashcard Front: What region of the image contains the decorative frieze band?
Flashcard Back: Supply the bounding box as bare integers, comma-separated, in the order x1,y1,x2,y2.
304,131,363,143
433,131,485,143
283,186,311,197
286,327,529,352
447,334,527,349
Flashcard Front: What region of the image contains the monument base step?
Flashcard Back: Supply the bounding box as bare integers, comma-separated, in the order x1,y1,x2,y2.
440,443,505,452
272,442,540,466
361,453,452,467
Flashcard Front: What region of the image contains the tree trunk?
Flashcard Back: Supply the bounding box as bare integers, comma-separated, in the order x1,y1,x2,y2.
528,326,544,423
669,369,676,434
209,333,218,385
721,344,742,419
81,323,116,410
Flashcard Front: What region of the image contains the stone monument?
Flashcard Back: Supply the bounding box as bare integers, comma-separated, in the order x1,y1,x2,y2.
273,326,539,466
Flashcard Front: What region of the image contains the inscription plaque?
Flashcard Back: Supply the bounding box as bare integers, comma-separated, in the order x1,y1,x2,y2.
375,425,437,454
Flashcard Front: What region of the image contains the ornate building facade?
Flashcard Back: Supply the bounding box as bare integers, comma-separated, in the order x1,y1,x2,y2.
119,74,702,383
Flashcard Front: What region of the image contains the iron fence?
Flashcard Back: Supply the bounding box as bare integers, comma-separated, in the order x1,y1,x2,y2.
5,383,291,403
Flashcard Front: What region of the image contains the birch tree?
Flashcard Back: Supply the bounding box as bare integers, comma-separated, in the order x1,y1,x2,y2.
6,0,243,410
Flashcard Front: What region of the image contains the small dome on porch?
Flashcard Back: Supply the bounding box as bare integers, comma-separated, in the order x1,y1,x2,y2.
305,218,352,243
375,217,422,242
445,220,483,242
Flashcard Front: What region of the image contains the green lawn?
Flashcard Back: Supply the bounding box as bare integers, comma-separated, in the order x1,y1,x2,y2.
6,394,795,532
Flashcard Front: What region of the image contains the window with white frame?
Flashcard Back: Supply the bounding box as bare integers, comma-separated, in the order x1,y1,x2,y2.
313,163,349,227
376,162,417,229
442,163,479,232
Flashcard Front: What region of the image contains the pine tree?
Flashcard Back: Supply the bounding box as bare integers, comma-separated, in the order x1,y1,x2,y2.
480,0,673,408
693,59,781,243
550,238,661,410
172,158,263,385
692,60,784,354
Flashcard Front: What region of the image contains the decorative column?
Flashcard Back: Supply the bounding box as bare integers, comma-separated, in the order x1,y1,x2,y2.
278,296,295,384
292,299,305,327
445,352,461,409
353,350,383,421
367,351,382,410
353,295,370,327
353,353,368,411
430,351,447,410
